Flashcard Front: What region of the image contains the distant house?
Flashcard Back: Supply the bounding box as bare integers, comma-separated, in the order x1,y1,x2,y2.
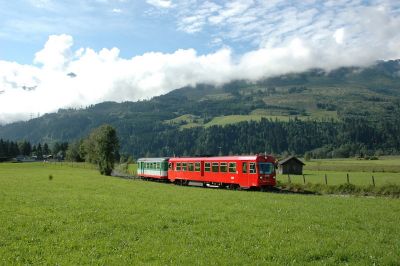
278,156,305,175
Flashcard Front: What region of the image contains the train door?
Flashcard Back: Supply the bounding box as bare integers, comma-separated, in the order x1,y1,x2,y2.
241,161,250,187
139,162,144,175
201,161,204,178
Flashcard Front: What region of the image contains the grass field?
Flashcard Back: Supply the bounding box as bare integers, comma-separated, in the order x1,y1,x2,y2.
276,156,400,187
1,162,400,264
278,170,400,187
304,156,400,173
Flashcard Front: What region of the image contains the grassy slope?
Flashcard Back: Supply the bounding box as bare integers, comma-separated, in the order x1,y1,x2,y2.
167,83,385,128
1,163,399,265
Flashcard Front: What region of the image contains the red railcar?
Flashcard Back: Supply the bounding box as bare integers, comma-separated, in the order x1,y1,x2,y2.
168,155,277,189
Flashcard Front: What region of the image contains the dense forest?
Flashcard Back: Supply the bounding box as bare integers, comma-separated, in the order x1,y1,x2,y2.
1,60,400,159
124,116,400,158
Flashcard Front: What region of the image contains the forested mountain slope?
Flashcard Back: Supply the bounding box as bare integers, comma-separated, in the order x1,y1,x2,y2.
1,60,400,158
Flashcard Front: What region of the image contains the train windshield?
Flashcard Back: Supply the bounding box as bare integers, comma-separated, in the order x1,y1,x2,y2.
258,163,274,174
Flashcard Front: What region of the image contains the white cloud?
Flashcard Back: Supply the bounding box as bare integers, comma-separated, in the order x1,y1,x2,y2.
1,1,400,124
174,0,400,54
112,8,122,13
1,29,399,124
28,0,53,9
146,0,173,9
34,34,73,70
333,28,344,44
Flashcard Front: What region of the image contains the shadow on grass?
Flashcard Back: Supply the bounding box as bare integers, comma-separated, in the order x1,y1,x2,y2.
270,184,318,195
276,182,400,198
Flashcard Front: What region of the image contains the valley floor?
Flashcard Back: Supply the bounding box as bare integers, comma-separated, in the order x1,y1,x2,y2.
0,163,399,264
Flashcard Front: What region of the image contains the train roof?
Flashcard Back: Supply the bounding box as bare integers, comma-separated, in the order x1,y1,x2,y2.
169,155,275,162
137,157,170,163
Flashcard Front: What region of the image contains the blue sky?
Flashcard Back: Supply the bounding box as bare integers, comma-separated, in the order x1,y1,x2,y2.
1,0,400,123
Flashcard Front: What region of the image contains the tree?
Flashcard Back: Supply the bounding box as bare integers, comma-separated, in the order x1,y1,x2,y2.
66,140,85,162
51,142,69,160
36,143,43,159
43,143,50,155
84,125,119,176
18,140,31,156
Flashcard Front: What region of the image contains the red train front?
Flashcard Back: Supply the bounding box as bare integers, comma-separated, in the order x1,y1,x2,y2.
168,155,277,189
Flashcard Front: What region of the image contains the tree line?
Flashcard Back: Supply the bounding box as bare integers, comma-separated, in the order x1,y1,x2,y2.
1,125,119,176
0,139,68,161
3,116,400,166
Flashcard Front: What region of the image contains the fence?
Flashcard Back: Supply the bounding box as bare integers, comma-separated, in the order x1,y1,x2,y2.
283,173,383,187
43,160,97,170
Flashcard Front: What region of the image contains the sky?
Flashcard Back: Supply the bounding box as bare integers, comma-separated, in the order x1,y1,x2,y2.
1,0,400,124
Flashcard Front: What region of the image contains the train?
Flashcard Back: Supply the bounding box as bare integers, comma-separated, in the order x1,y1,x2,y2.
137,155,277,190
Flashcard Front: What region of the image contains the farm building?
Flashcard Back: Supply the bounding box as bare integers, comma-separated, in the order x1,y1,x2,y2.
278,156,305,175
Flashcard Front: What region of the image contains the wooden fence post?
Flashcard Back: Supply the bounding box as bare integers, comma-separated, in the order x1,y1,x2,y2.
372,175,375,187
325,174,328,185
346,173,349,184
303,174,306,184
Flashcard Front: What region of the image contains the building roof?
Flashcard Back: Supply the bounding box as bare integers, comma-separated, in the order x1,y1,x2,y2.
278,156,305,166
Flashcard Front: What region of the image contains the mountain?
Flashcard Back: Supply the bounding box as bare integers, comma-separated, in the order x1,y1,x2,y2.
1,60,400,158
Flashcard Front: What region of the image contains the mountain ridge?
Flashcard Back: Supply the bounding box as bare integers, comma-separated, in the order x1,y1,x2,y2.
1,60,400,157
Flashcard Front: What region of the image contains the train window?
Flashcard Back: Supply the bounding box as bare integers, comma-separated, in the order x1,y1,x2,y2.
205,162,211,172
156,162,160,169
249,162,256,173
212,162,219,172
242,162,247,173
176,163,181,171
195,162,201,172
168,163,172,170
182,163,188,171
188,163,194,171
229,163,236,173
259,163,273,174
220,162,227,172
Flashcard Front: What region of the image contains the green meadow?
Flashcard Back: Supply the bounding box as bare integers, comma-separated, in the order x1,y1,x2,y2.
277,156,400,187
1,162,400,265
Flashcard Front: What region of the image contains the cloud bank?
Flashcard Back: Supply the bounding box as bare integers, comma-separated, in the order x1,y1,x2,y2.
1,1,400,124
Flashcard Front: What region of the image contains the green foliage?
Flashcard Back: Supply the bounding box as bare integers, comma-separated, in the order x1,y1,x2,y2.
65,140,85,162
0,163,399,264
83,125,119,176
